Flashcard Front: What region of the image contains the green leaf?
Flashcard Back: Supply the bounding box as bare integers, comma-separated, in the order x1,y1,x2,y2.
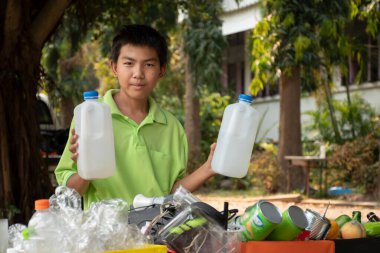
294,35,311,62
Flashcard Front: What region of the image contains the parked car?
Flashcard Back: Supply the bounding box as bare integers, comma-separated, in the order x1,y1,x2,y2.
37,93,69,156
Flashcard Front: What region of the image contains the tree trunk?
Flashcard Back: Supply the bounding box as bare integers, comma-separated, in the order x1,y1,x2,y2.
184,53,202,173
0,43,53,223
0,0,70,223
60,96,75,129
278,67,303,192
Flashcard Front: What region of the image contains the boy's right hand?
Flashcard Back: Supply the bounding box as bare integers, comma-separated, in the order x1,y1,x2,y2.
69,128,79,163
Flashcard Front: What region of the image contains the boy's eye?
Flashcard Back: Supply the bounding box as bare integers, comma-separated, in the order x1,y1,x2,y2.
146,63,155,67
123,61,133,66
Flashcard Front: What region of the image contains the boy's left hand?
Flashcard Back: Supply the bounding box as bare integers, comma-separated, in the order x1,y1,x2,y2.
205,143,217,175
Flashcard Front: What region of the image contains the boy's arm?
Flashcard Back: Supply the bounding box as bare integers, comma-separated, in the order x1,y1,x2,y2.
171,143,216,193
66,173,90,196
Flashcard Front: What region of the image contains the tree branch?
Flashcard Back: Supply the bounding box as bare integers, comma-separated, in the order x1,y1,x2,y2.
30,0,71,49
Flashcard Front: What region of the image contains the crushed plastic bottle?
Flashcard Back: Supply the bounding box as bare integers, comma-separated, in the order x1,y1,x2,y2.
8,187,151,253
7,223,26,250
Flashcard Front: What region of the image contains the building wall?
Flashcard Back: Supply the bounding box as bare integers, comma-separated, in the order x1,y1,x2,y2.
254,82,380,141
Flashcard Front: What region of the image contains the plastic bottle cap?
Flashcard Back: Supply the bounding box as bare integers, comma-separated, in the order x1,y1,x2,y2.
83,90,99,100
34,199,50,210
238,94,253,103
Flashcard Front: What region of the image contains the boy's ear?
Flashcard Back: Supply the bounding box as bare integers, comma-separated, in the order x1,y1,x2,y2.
159,65,166,78
111,61,117,76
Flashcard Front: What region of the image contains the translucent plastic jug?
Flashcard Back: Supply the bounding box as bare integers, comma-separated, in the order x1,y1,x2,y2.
74,90,116,179
211,94,259,178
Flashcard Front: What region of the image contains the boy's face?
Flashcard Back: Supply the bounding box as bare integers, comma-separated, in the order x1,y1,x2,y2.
111,44,165,101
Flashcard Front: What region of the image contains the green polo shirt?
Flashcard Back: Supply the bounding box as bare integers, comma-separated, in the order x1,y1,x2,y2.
55,89,188,209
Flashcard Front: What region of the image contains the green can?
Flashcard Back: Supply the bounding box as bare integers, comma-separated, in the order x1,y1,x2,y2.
239,200,282,241
266,205,309,241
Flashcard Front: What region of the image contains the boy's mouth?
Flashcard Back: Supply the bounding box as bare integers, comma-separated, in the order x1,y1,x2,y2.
130,83,145,90
131,83,145,87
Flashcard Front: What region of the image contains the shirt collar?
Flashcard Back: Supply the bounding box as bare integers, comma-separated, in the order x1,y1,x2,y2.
102,89,167,125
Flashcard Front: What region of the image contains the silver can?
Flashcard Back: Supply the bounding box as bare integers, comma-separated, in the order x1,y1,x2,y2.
304,209,331,240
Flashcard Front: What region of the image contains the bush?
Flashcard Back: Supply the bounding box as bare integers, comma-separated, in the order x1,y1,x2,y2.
248,143,283,194
327,133,380,195
199,88,232,157
304,94,378,144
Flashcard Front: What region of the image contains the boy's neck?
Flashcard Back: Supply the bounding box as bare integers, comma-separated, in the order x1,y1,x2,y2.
113,92,149,125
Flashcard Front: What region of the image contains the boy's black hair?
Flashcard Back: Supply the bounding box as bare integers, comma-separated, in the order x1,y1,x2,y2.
111,24,168,67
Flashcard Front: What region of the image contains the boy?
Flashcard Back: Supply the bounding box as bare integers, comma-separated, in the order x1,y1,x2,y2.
55,24,216,209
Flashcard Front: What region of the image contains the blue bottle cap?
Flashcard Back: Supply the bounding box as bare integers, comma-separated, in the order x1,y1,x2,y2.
238,94,253,103
83,90,99,100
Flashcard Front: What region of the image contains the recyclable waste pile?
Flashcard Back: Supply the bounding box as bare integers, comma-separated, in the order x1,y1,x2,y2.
7,186,150,253
7,184,380,253
225,200,380,242
129,185,242,253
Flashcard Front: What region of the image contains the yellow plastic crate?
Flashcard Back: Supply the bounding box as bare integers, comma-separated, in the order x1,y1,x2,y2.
104,245,167,253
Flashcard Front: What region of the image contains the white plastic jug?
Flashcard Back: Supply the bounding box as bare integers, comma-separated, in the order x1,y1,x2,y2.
211,94,259,178
74,91,116,180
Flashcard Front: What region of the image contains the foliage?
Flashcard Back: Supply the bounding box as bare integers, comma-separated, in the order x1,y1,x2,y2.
249,0,351,95
195,89,236,190
94,57,118,96
346,0,380,83
327,133,380,195
248,143,282,194
0,205,20,221
199,88,232,157
304,94,379,144
42,39,101,108
181,0,227,91
355,0,380,38
153,29,186,122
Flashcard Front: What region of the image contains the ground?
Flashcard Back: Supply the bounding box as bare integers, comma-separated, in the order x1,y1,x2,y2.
195,193,380,220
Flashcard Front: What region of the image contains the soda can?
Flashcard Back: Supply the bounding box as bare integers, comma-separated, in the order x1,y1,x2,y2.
239,200,282,241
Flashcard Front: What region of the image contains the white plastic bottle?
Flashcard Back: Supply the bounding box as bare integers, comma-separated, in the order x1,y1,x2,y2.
74,90,116,179
211,94,260,178
26,199,59,253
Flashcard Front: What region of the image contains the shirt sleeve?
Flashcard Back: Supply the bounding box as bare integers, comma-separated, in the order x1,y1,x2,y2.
54,122,78,186
176,131,188,180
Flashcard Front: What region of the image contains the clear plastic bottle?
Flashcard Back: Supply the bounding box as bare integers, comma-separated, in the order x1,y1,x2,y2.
211,94,259,178
26,199,59,253
74,90,116,179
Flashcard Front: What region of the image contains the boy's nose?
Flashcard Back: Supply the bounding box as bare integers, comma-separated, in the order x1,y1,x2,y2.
133,65,144,79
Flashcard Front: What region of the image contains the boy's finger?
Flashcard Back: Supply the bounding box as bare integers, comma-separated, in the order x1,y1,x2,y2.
70,134,78,144
69,143,78,153
71,153,78,163
210,143,216,152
